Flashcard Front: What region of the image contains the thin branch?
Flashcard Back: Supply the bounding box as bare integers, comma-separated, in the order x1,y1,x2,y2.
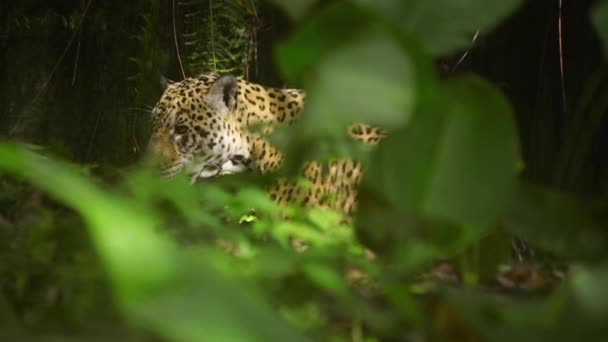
247,0,258,17
84,107,102,161
33,0,93,102
558,0,567,112
209,0,218,71
71,25,83,85
173,0,186,79
451,30,480,72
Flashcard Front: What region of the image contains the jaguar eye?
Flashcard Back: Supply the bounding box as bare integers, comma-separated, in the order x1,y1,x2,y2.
174,125,189,135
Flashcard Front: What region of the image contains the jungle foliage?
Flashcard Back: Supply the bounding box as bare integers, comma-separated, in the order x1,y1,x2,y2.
1,0,608,341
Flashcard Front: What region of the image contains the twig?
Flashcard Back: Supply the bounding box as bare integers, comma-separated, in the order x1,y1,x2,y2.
173,0,186,79
71,25,83,86
84,105,102,162
558,0,567,112
132,112,141,154
33,0,93,102
209,0,217,71
451,30,480,72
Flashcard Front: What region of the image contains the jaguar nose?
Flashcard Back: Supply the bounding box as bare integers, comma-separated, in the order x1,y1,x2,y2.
143,133,178,170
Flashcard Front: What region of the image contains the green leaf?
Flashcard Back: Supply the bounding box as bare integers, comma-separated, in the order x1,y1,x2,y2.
449,272,608,341
302,263,349,297
298,25,418,138
0,144,177,301
352,0,524,57
572,264,608,317
129,255,308,342
0,143,305,342
445,287,571,342
592,0,608,58
503,182,608,262
266,0,318,21
276,2,371,81
361,75,519,226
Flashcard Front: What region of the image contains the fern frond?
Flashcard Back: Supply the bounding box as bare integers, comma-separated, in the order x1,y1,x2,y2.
178,0,259,78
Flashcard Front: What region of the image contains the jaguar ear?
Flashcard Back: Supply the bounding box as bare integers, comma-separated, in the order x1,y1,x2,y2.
160,74,174,90
207,74,238,113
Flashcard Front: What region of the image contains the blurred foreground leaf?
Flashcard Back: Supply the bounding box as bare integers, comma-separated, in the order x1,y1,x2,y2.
0,143,304,342
266,0,317,21
503,183,608,262
276,2,371,81
297,25,420,139
361,75,519,227
449,278,608,342
592,0,608,58
572,263,608,317
352,0,524,57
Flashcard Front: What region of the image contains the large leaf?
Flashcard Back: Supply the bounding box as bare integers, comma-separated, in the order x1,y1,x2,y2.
352,0,524,57
297,25,423,139
592,0,608,58
361,75,519,227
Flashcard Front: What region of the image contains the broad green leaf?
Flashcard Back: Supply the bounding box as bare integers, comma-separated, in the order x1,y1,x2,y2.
361,75,519,226
352,0,523,57
592,0,608,58
299,25,417,138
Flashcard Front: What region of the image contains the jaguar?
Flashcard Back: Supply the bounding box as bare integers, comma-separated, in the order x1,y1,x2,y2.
146,72,385,217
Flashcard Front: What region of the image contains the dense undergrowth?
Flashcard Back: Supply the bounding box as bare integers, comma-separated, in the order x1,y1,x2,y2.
1,0,608,341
